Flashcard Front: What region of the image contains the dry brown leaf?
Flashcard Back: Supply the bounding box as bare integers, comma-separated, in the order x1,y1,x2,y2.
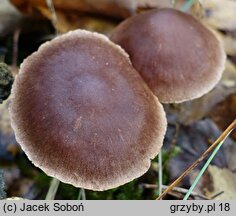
220,32,236,56
37,6,116,33
209,93,236,131
10,0,137,19
189,169,213,198
212,28,236,57
137,0,204,18
10,0,205,32
202,0,236,31
205,165,236,200
10,0,127,33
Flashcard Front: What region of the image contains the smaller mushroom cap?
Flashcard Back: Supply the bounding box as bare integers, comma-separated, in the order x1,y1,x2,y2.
9,30,167,191
110,8,226,103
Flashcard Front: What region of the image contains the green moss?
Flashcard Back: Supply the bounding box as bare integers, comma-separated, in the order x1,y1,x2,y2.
0,63,13,103
34,171,144,200
0,170,6,199
34,173,51,189
84,180,143,200
57,183,81,200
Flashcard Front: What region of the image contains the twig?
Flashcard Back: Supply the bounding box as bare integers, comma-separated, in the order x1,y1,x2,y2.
210,191,224,199
162,185,209,199
142,184,208,199
156,119,236,200
45,178,60,200
12,28,21,71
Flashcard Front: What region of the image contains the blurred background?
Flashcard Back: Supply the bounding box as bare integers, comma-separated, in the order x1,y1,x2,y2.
0,0,236,200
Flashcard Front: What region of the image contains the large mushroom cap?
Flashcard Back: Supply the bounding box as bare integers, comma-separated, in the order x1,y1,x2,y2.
110,8,226,103
9,30,167,191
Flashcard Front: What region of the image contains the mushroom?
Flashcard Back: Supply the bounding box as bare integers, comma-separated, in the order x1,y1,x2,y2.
110,8,226,103
9,30,167,191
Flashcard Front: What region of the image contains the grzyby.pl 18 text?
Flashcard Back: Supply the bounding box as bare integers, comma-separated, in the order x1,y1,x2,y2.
170,202,230,214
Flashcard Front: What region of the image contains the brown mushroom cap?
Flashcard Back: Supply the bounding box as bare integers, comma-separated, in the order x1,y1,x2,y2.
110,8,226,103
9,30,167,191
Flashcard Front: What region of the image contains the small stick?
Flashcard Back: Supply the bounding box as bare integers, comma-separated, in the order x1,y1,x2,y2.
162,185,208,199
156,119,236,200
142,184,208,199
210,191,224,199
12,28,21,71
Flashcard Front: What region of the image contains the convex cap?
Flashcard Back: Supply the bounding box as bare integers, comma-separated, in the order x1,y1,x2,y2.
9,30,167,191
110,8,226,103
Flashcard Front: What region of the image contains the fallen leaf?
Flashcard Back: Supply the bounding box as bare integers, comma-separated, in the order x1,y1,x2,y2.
10,0,137,19
209,93,236,138
10,0,205,33
219,32,236,56
205,165,236,199
37,6,116,33
202,0,236,31
189,169,213,199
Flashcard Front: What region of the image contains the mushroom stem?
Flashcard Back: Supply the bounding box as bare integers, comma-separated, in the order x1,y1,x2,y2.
158,150,163,197
46,0,58,35
77,188,86,200
156,119,236,200
45,178,60,200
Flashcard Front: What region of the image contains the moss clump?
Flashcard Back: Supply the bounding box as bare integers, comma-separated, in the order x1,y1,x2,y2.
0,170,6,199
0,63,13,103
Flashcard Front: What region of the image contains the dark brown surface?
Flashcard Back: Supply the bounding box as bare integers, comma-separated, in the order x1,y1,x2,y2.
9,30,166,191
110,8,225,103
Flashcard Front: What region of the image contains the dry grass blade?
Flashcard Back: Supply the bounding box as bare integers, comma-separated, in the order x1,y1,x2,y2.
156,119,236,200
